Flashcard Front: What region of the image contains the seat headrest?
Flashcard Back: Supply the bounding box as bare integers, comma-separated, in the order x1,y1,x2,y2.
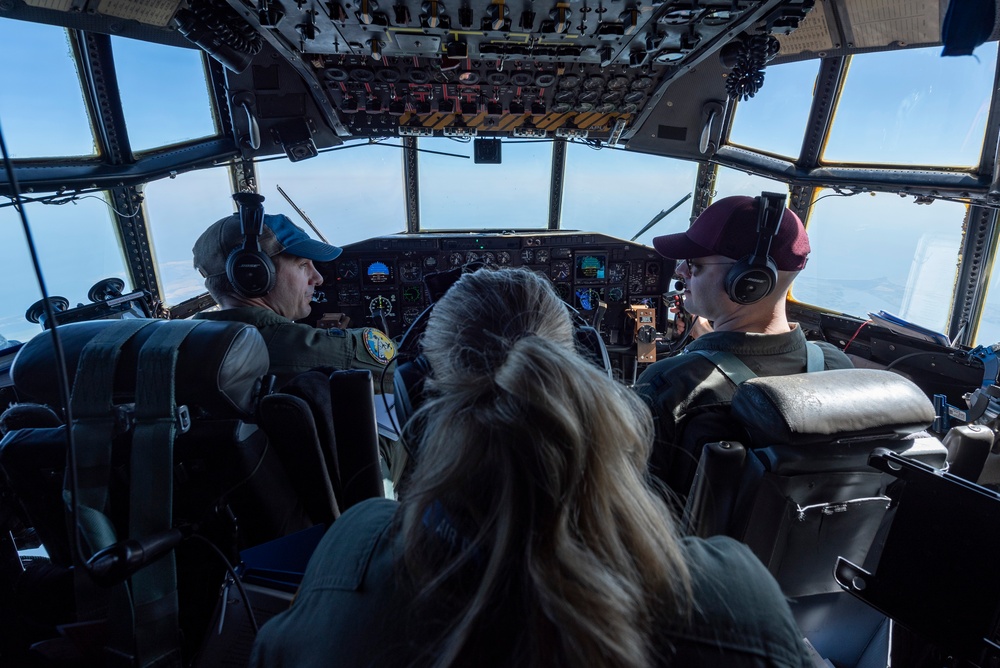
11,319,269,418
732,368,935,446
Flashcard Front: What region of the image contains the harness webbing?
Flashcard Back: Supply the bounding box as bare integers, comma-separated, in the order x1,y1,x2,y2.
688,341,826,386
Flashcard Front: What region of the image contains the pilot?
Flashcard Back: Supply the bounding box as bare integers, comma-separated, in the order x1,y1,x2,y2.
249,267,814,667
192,212,396,391
634,195,852,504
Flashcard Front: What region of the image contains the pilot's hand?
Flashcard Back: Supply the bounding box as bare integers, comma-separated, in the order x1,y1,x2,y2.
676,315,713,340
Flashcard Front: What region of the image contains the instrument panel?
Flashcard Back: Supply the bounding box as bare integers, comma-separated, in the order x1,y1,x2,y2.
308,231,673,359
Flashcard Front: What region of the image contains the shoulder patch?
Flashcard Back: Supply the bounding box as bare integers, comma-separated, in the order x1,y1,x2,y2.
362,328,396,364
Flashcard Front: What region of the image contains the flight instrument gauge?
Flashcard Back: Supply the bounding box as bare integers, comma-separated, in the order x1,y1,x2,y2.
520,248,535,263
481,251,496,265
576,288,602,311
551,260,571,281
645,262,660,286
365,261,392,284
554,283,571,301
608,286,624,302
450,252,465,266
369,295,394,316
536,249,550,263
402,286,422,303
338,284,360,305
609,262,628,283
466,251,480,264
424,256,439,270
399,260,421,281
496,251,511,265
402,307,422,325
338,260,359,280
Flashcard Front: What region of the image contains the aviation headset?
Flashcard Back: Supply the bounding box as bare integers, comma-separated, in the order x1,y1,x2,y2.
226,192,276,298
723,191,787,305
392,264,612,461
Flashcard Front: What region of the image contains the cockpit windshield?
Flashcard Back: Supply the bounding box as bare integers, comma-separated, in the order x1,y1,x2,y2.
2,5,1000,347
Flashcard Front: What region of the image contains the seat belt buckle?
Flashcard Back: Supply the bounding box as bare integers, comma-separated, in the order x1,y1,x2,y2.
175,405,191,434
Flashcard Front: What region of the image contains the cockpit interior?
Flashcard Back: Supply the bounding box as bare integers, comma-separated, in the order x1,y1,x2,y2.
4,0,1000,665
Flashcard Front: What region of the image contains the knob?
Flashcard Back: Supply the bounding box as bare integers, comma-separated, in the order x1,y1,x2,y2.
636,325,656,344
550,4,570,33
421,0,445,28
487,0,509,30
619,6,639,34
459,5,472,26
358,0,378,23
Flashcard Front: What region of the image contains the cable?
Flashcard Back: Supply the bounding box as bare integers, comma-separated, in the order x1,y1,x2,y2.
2,188,111,208
665,316,693,355
885,350,949,371
0,120,87,569
843,319,872,354
247,138,471,165
188,534,260,634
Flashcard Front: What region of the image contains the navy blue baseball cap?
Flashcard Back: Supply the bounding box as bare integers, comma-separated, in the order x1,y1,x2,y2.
194,213,342,278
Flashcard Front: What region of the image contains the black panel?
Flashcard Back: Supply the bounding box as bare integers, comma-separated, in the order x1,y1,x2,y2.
305,231,672,380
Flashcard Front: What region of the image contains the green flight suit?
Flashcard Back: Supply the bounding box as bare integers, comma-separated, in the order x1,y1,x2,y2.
193,306,395,393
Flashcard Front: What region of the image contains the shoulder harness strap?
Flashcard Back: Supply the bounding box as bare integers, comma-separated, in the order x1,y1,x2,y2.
689,342,826,387
688,349,757,386
805,341,824,373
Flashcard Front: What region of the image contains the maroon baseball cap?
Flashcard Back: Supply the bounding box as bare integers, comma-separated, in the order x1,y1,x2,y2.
652,195,810,271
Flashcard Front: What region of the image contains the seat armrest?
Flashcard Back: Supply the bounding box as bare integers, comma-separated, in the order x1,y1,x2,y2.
683,440,746,538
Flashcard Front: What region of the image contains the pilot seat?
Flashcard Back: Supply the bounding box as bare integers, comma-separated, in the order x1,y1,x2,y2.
0,317,383,666
682,368,948,667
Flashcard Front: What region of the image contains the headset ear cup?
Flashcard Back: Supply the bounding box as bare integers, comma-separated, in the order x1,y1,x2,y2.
226,247,276,298
725,257,777,305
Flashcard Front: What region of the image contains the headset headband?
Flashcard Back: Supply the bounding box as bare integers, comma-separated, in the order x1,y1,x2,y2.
748,192,785,267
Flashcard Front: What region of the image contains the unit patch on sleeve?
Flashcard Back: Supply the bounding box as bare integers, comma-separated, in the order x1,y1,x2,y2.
361,327,397,364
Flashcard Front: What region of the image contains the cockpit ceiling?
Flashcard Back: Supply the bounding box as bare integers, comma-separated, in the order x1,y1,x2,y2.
775,0,962,62
3,0,993,148
1,0,822,142
209,0,816,143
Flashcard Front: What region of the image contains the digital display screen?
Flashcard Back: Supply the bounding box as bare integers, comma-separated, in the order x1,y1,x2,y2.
575,253,607,280
631,296,655,308
363,260,394,285
575,287,604,311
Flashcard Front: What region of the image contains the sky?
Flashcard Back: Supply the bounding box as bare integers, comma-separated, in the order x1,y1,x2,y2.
1,16,999,346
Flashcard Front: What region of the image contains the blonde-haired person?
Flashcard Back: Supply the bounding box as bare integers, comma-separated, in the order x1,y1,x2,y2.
250,267,813,668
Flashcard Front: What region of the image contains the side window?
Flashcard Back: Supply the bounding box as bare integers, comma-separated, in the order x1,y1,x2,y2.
792,191,964,335
144,168,235,306
1,197,128,344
